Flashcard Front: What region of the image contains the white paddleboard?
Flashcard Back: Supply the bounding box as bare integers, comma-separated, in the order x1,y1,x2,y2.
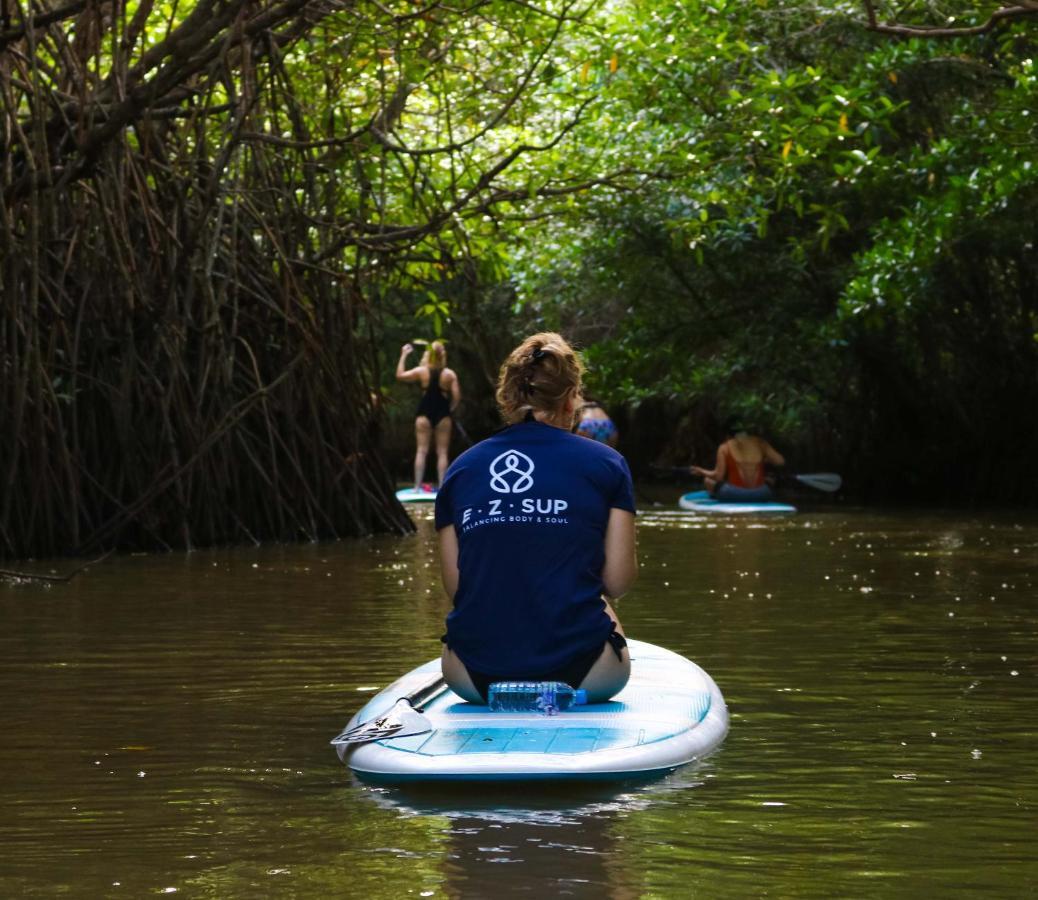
335,639,728,782
679,490,796,515
396,486,438,503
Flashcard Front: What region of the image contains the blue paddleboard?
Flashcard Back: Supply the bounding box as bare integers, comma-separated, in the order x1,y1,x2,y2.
396,486,438,503
679,490,796,515
334,639,728,782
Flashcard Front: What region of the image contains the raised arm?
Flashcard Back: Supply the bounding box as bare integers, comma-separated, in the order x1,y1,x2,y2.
601,508,637,600
395,344,423,383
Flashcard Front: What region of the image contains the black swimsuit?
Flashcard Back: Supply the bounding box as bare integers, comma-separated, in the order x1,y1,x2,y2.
454,631,629,703
416,368,452,426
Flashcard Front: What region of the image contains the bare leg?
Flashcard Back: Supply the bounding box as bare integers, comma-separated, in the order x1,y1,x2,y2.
441,600,631,705
414,417,431,489
579,598,631,702
434,417,453,485
578,641,631,703
441,646,483,703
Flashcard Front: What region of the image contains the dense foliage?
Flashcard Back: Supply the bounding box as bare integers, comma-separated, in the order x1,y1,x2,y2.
0,0,623,556
2,0,1035,557
494,1,1038,502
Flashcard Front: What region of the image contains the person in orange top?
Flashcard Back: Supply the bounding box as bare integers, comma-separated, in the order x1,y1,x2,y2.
690,418,785,502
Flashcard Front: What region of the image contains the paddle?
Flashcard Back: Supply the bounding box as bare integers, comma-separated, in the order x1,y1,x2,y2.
787,472,842,492
651,465,842,493
451,410,475,448
330,673,450,745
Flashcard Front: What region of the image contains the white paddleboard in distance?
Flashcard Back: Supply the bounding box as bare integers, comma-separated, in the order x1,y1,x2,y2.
336,639,728,783
679,490,796,515
396,486,438,503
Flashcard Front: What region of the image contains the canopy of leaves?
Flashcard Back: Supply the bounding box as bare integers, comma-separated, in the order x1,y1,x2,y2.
494,0,1038,502
1,0,628,556
3,0,1036,560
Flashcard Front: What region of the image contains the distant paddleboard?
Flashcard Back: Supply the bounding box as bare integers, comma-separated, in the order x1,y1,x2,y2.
679,490,796,515
396,486,438,503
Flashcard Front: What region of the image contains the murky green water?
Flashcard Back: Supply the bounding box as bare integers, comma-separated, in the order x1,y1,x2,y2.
2,497,1036,897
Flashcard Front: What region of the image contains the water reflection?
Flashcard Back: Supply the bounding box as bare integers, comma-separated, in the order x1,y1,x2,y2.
1,503,1037,896
357,764,717,898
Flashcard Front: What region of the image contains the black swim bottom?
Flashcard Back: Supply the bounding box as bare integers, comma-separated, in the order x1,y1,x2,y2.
462,631,628,704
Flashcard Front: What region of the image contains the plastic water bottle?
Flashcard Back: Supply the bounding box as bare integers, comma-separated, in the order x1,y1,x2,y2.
487,681,588,715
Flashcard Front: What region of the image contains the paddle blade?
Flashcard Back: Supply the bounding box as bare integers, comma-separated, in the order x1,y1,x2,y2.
330,699,433,746
794,472,842,492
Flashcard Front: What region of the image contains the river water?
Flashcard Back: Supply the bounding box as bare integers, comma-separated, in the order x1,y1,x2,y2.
1,495,1036,897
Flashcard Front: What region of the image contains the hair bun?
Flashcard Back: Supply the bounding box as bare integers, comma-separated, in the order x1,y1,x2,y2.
496,332,584,424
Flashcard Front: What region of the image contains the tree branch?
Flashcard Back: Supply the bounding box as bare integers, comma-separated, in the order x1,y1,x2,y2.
0,549,113,583
861,0,1038,37
0,0,88,51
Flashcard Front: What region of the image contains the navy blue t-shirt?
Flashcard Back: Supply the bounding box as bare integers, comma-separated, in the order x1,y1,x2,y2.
435,420,636,676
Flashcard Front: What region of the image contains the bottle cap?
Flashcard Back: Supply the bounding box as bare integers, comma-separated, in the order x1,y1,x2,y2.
574,689,588,705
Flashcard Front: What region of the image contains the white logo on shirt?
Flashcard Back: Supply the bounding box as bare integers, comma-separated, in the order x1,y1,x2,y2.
488,449,535,493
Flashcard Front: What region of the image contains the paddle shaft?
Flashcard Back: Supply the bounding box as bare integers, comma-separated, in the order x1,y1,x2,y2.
452,417,474,448
652,465,841,492
404,673,450,710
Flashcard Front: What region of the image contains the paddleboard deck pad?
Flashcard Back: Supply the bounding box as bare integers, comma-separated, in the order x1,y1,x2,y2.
335,639,728,782
396,486,438,503
679,490,796,515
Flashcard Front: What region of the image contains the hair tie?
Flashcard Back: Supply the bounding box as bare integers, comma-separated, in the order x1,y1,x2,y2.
531,348,546,361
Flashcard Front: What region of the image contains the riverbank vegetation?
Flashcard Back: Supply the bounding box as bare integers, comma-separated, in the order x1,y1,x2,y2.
3,0,1036,557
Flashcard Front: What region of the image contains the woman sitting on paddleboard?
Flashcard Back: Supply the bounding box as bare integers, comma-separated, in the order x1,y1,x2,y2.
691,417,785,502
435,333,637,704
396,341,461,491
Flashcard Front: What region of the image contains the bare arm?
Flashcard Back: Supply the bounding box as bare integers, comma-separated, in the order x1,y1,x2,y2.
447,369,462,412
395,344,423,383
601,508,637,600
438,525,459,601
762,440,785,467
691,445,727,481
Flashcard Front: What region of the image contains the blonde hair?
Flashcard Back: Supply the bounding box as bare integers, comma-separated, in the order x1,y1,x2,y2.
423,341,446,369
496,332,584,424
